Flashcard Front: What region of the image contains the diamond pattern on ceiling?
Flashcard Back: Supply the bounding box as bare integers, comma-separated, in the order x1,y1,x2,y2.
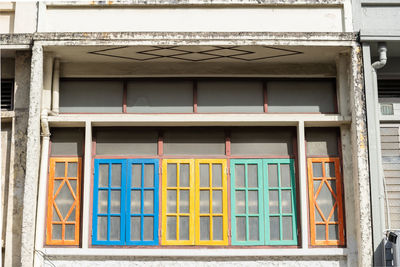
88,46,303,62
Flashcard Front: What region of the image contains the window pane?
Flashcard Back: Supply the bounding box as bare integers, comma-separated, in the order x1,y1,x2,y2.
110,190,121,213
52,208,61,221
316,182,335,220
52,224,62,240
99,164,109,187
212,190,222,214
167,164,177,187
213,216,223,241
180,164,190,187
248,164,258,188
305,128,338,156
144,164,154,187
132,164,142,187
200,190,210,214
281,190,292,214
50,128,84,156
200,217,210,240
109,216,121,241
280,164,291,187
269,190,279,214
312,162,323,177
55,162,65,177
179,190,190,213
316,224,326,240
56,182,74,218
212,164,222,187
282,216,293,240
325,162,336,177
235,164,245,187
69,180,77,195
53,180,62,196
248,190,259,214
111,164,121,187
131,216,141,241
235,190,246,214
200,164,210,187
268,164,278,187
166,216,177,240
270,217,280,240
131,190,141,214
65,224,75,240
249,217,259,241
97,216,108,241
143,190,154,214
143,217,154,241
328,224,339,240
236,217,246,241
179,216,189,241
167,190,177,213
67,162,77,177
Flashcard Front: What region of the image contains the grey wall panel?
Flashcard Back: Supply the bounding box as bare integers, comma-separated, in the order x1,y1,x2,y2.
163,128,225,155
197,81,263,113
51,128,84,156
267,80,336,113
96,128,158,155
127,81,193,113
305,128,338,156
230,128,294,156
60,80,123,113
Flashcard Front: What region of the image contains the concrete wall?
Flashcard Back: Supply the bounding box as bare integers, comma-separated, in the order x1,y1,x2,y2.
360,1,400,36
1,122,11,257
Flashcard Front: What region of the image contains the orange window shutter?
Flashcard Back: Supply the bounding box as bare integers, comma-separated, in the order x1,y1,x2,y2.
46,157,82,245
308,158,345,246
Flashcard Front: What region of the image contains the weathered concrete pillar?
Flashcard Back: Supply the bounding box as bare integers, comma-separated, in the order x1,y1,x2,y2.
20,44,43,267
349,44,373,266
4,50,31,267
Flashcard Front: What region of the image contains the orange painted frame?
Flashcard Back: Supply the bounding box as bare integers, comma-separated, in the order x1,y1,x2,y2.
46,157,82,245
307,157,345,246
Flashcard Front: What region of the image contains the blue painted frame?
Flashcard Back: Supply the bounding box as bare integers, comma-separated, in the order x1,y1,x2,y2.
93,159,126,245
126,159,159,245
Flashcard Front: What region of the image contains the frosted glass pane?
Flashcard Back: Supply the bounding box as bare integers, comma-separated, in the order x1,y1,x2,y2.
179,190,190,213
313,162,323,177
131,216,141,241
110,216,120,241
315,209,324,222
180,164,190,187
131,190,141,214
111,164,121,187
280,164,291,187
144,164,154,187
52,208,61,221
53,180,62,195
316,182,335,219
235,165,245,187
328,224,339,240
200,164,209,187
179,216,189,240
270,217,280,240
67,207,75,221
69,180,77,195
325,162,336,177
327,179,337,194
52,224,62,240
65,224,75,240
166,216,177,240
97,216,108,241
200,190,210,214
281,190,292,213
236,217,246,241
132,164,142,187
235,191,246,214
143,190,154,214
269,190,279,214
167,164,177,187
248,191,259,214
200,217,210,240
212,164,222,187
143,217,154,241
55,162,65,177
212,190,223,213
99,164,109,187
313,180,321,194
213,216,223,241
67,162,77,177
249,217,259,241
268,164,278,187
282,216,293,240
99,190,108,214
248,164,258,188
110,190,120,213
316,224,326,240
56,183,74,218
167,190,177,213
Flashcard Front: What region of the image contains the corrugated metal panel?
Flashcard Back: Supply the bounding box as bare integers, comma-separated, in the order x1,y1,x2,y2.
1,80,13,110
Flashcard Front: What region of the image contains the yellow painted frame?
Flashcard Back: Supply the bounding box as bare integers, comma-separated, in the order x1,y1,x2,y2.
195,159,228,245
161,159,195,245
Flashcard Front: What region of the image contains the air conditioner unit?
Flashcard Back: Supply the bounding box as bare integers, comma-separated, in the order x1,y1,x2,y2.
386,231,400,267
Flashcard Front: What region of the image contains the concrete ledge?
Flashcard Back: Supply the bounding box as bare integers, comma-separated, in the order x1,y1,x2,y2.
1,111,15,122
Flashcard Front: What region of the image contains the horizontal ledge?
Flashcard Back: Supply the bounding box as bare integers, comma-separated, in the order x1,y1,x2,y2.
41,247,348,257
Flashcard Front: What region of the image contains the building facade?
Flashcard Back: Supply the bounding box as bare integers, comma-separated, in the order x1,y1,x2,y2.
1,1,376,266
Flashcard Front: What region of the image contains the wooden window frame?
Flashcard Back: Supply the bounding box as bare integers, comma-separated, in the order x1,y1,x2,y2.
46,157,82,246
308,157,345,246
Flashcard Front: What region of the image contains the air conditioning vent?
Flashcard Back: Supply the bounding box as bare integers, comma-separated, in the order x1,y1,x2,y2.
381,104,394,115
378,80,400,98
1,80,14,110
